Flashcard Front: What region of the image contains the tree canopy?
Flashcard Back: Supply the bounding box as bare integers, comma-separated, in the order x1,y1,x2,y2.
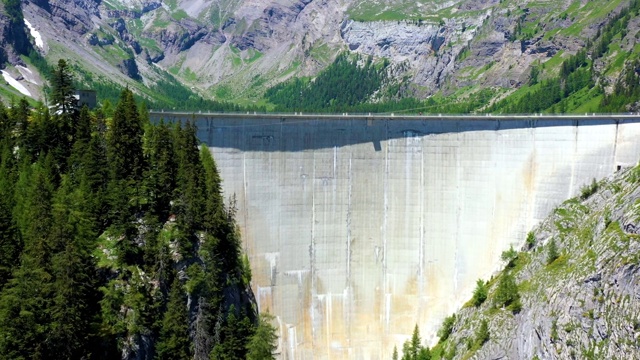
0,65,263,359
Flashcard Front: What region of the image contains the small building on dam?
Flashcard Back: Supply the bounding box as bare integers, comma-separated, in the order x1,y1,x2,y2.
150,112,640,359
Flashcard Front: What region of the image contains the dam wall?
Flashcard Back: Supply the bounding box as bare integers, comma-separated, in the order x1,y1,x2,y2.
152,113,640,359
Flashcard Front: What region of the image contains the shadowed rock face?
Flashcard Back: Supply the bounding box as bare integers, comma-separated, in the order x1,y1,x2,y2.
152,114,640,359
0,0,31,67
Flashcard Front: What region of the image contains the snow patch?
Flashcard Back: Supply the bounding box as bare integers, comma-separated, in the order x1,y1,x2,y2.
16,65,32,75
2,71,31,97
16,65,40,85
24,19,44,49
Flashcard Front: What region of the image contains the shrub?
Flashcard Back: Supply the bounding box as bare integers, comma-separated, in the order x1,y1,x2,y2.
501,245,518,268
508,297,523,314
547,238,559,264
526,231,536,249
471,279,488,307
580,178,599,199
494,272,520,311
475,319,489,346
438,314,456,342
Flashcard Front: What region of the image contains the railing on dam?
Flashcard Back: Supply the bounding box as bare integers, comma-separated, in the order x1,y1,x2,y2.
149,110,640,121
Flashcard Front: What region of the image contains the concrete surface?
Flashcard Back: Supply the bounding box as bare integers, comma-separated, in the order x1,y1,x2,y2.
152,113,640,359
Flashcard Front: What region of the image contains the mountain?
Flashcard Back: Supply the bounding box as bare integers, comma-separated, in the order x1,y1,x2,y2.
413,168,640,360
0,0,639,111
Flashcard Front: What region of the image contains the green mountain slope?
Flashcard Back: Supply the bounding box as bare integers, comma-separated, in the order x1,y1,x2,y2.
1,0,640,112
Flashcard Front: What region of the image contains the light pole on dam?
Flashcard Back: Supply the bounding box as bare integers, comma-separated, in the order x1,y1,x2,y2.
152,112,640,359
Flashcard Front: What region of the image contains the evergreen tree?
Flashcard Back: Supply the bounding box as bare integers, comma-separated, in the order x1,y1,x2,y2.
51,59,76,114
547,238,559,264
156,275,191,360
417,347,431,360
107,88,145,183
494,272,520,311
68,106,92,183
437,314,456,342
74,105,92,145
172,121,205,253
200,146,225,233
471,279,488,307
210,305,255,360
106,89,145,260
48,60,78,169
47,177,99,359
401,340,411,360
0,102,13,140
0,83,260,360
143,121,176,221
0,157,56,359
0,137,19,289
246,313,278,360
475,319,489,347
410,324,421,359
11,98,30,149
22,105,55,162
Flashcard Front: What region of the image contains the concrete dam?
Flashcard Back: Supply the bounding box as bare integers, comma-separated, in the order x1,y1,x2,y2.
153,113,640,359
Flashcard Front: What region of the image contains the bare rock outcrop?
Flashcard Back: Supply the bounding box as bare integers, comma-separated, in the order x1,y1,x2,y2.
439,167,640,360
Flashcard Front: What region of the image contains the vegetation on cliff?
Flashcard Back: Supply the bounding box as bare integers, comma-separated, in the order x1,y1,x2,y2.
262,0,640,115
0,61,277,360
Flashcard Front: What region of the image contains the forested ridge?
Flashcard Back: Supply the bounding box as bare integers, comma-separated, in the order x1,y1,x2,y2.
0,60,277,360
261,0,640,115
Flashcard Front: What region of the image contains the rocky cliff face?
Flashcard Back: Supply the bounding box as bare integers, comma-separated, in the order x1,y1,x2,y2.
434,166,640,360
0,0,31,68
5,0,635,103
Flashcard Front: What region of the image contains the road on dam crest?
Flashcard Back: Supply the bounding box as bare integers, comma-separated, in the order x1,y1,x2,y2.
151,112,640,359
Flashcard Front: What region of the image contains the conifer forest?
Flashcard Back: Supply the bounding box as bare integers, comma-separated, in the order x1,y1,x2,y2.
0,60,276,360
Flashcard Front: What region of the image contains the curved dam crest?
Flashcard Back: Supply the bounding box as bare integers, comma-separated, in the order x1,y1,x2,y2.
153,113,640,359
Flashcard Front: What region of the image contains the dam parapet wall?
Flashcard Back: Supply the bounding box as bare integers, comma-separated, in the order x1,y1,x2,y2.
151,113,640,359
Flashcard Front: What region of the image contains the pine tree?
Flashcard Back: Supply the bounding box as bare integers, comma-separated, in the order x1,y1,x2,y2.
22,105,55,162
0,138,19,289
471,279,488,307
11,98,32,158
0,157,56,358
68,106,92,183
107,88,144,183
156,275,191,360
106,89,145,256
417,347,431,360
172,121,205,254
200,146,225,233
494,272,520,311
0,102,13,140
210,305,255,360
143,121,176,221
401,340,411,360
74,105,92,145
475,319,489,347
410,324,421,359
47,177,99,359
51,59,76,114
246,313,278,360
547,238,559,264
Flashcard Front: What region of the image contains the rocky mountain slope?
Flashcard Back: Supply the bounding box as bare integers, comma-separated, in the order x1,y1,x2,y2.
423,167,640,360
0,0,638,108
